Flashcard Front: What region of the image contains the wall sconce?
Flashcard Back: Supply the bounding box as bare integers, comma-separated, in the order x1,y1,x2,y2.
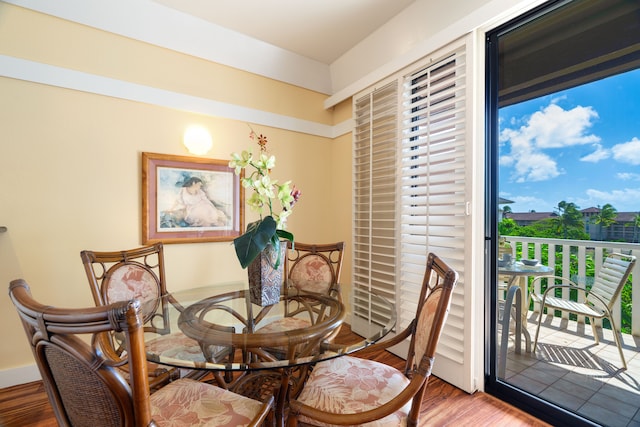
183,125,212,155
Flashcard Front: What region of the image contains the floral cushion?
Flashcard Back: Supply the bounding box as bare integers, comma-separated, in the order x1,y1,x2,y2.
105,264,160,319
295,356,411,427
150,378,266,426
146,332,207,363
254,317,312,357
414,288,441,364
146,331,233,367
255,317,312,334
290,255,333,294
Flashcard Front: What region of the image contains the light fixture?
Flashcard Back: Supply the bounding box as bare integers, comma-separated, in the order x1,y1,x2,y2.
183,125,212,155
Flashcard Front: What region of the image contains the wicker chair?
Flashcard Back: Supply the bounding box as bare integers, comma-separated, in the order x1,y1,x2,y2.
80,243,233,387
287,252,458,427
247,242,345,400
530,252,636,370
9,279,273,427
256,241,345,335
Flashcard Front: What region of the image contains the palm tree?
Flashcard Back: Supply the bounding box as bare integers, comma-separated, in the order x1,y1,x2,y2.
501,205,512,219
553,201,583,239
593,203,618,240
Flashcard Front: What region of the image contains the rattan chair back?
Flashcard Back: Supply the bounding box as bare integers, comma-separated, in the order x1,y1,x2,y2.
402,253,458,407
284,241,345,315
80,243,181,386
9,279,152,427
80,243,168,329
287,242,344,293
81,243,228,386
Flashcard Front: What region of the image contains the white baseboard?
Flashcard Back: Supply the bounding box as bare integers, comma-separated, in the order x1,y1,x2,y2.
0,364,41,389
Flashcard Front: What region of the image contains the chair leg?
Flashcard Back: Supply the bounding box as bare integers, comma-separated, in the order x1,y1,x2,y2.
498,301,509,379
286,413,298,427
532,304,544,353
589,317,600,344
498,286,521,378
607,316,627,370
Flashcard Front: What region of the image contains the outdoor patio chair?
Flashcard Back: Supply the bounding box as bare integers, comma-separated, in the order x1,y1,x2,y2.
9,279,273,427
287,252,458,427
530,252,636,370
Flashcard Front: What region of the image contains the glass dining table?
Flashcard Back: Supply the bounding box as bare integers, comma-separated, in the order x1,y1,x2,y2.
141,282,396,426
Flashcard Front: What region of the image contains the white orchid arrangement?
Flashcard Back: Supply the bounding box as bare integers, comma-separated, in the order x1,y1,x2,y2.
229,128,301,269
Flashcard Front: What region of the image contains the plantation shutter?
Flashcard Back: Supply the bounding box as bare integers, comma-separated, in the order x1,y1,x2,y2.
351,42,472,392
398,47,470,390
351,81,399,335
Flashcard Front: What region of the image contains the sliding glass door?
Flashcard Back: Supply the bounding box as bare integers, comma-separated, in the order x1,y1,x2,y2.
486,1,640,426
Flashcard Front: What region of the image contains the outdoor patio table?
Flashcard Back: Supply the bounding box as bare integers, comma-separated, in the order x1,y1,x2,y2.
499,261,553,348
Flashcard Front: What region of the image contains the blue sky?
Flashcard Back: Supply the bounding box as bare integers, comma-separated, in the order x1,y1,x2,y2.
499,68,640,214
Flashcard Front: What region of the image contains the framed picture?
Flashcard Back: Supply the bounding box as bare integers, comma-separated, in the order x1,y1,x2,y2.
142,152,244,244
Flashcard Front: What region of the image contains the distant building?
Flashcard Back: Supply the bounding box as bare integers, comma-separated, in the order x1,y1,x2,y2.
503,207,640,243
605,211,640,243
505,211,558,227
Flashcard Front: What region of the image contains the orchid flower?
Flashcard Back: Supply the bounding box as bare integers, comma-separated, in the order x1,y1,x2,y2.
229,126,302,269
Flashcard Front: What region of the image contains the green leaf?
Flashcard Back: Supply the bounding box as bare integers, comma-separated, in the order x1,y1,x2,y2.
233,216,277,268
275,229,294,243
270,237,282,270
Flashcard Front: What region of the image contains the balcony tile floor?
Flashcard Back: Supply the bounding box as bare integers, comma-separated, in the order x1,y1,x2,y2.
499,312,640,427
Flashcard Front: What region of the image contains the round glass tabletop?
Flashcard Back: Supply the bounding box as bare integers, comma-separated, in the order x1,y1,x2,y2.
143,282,396,372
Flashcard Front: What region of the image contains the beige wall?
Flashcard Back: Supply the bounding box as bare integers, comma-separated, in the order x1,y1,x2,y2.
0,4,351,384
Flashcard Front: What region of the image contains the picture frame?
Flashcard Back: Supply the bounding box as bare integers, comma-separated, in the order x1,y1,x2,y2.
142,152,244,244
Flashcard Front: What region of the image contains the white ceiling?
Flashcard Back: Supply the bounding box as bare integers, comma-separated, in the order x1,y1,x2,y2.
152,0,417,64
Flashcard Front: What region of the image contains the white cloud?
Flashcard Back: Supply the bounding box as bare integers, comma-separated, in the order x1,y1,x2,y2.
612,137,640,165
617,172,640,181
515,152,562,182
499,153,514,167
583,187,640,211
527,103,600,149
500,102,598,182
580,143,610,162
550,95,567,104
501,194,551,212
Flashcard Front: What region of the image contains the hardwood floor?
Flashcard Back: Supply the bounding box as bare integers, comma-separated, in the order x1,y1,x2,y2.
0,373,549,426
0,325,549,426
0,381,55,427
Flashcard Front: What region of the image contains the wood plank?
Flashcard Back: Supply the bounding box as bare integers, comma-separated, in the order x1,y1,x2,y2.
0,381,57,427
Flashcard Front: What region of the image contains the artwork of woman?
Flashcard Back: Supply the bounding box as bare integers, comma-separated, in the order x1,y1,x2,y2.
170,177,229,227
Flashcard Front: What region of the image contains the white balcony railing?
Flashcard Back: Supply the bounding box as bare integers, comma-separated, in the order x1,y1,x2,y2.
501,236,640,336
